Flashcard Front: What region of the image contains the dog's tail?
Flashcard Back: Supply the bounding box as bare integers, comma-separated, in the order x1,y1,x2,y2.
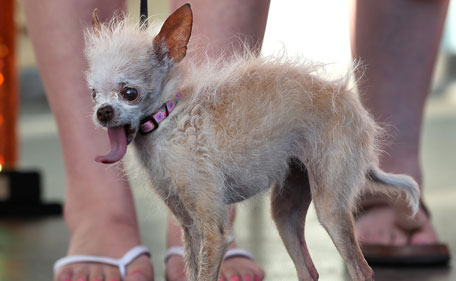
366,166,420,216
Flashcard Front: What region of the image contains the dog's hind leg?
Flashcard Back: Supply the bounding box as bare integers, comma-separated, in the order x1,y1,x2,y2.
308,167,374,281
271,161,319,281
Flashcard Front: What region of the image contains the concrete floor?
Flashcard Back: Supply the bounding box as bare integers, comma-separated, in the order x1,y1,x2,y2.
0,80,454,281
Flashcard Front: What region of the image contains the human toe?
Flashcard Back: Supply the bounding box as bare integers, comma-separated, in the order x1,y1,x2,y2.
389,228,408,246
165,255,186,281
409,221,439,245
355,205,408,245
104,266,122,281
55,266,73,281
220,271,241,281
125,255,154,281
239,262,264,281
221,258,264,281
71,264,90,281
88,264,104,281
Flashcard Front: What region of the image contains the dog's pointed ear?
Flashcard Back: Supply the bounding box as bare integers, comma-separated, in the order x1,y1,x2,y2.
92,9,102,34
153,3,193,64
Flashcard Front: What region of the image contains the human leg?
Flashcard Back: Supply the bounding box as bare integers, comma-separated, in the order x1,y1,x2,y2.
22,1,153,280
164,1,269,280
171,0,270,59
166,206,265,281
350,0,449,255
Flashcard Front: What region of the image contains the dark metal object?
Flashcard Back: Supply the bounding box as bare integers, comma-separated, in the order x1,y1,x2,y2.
140,0,148,27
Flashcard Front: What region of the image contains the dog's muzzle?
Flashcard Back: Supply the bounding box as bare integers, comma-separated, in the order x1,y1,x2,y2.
97,105,114,122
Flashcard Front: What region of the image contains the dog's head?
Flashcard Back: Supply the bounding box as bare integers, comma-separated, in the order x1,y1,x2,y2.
85,4,192,164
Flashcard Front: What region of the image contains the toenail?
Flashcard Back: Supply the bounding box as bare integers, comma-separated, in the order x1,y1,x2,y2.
231,277,240,281
93,279,102,281
243,276,251,281
254,276,261,281
77,278,86,281
129,269,144,276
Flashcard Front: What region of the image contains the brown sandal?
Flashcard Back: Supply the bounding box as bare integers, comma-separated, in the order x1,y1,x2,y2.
361,243,450,266
356,199,450,266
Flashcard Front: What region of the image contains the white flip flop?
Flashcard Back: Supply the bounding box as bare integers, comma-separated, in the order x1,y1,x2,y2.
53,245,151,280
164,246,255,263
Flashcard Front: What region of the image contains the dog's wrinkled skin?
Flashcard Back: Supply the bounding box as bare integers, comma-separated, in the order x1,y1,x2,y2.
86,4,419,281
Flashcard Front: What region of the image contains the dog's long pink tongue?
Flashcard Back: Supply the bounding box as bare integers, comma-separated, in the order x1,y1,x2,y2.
95,126,127,164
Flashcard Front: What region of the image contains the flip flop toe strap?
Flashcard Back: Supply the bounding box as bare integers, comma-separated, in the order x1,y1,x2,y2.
164,246,255,263
223,248,255,261
53,245,151,280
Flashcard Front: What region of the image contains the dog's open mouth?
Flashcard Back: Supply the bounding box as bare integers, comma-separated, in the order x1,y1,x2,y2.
95,124,136,164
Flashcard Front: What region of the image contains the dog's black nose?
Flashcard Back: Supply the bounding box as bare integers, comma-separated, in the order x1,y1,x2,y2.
97,105,114,122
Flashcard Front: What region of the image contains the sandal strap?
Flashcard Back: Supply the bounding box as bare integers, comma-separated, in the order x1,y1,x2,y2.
356,197,430,218
164,246,255,263
224,248,255,261
420,199,431,218
53,245,151,280
164,246,185,263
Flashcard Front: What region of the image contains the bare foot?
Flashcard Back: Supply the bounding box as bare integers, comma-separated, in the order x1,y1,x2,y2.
218,256,265,281
165,207,264,281
355,204,439,246
408,207,439,245
355,205,408,246
165,253,265,281
55,220,154,281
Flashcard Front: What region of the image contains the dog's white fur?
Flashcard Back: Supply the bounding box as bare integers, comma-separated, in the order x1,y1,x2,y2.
86,6,419,281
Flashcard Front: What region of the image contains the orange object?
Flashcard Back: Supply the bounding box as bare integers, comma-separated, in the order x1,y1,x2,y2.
0,0,18,170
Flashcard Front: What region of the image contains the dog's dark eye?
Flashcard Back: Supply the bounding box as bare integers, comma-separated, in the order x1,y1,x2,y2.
92,89,97,100
121,87,139,101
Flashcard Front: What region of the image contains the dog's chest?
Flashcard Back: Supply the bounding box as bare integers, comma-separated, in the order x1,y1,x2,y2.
133,103,293,203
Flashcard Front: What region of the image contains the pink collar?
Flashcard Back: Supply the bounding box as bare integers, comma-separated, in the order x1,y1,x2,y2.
139,93,180,135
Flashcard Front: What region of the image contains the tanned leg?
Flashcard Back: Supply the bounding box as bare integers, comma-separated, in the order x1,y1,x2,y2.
166,206,265,281
165,1,270,280
350,0,449,246
171,0,270,59
23,1,153,280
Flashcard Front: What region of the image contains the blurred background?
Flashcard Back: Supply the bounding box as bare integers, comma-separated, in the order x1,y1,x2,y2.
1,0,456,280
